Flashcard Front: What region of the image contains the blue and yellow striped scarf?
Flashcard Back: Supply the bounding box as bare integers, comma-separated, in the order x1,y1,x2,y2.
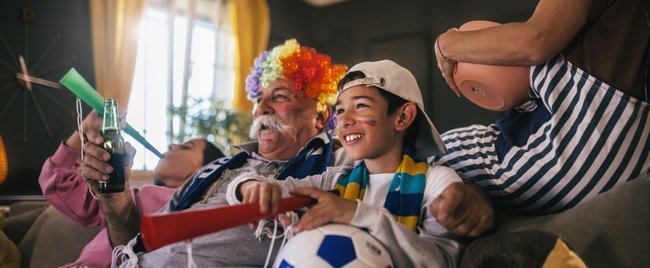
335,149,427,231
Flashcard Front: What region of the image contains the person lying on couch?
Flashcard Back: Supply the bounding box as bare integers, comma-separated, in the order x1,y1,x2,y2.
38,110,223,268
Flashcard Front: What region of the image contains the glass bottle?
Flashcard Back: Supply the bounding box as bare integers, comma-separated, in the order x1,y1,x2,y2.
99,99,125,193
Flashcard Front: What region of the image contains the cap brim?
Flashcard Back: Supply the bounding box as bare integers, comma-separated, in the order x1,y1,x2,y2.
415,104,447,160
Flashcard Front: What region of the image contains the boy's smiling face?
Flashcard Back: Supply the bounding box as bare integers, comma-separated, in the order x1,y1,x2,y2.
335,86,404,163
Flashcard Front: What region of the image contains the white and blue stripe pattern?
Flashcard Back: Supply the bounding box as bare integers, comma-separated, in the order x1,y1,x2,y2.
435,56,650,213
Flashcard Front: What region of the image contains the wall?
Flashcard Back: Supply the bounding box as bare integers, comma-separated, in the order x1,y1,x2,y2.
268,0,538,132
0,0,94,200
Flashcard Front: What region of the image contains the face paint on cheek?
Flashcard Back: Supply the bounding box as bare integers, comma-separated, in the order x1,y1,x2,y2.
276,104,300,118
277,110,293,117
357,115,378,127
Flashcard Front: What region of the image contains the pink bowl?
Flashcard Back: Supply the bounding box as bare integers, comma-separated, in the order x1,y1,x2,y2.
452,20,531,111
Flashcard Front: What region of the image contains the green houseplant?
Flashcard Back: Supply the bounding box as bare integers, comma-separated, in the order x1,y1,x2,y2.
170,98,252,155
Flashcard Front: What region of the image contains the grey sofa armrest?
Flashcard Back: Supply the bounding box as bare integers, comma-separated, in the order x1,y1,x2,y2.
17,206,100,268
476,175,650,267
3,203,48,246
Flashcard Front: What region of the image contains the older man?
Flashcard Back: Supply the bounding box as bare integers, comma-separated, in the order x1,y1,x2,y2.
82,39,493,266
81,39,348,266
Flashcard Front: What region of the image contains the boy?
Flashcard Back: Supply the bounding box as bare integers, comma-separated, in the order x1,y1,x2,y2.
227,60,464,267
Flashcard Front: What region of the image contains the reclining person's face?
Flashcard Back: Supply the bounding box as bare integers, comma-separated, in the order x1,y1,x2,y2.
251,78,322,160
154,139,206,187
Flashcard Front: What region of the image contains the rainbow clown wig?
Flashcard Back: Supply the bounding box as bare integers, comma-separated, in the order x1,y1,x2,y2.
245,39,348,113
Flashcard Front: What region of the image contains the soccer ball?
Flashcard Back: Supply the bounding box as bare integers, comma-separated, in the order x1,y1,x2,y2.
274,224,393,268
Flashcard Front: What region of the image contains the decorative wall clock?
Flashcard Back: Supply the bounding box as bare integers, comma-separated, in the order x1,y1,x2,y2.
0,1,95,198
0,8,77,143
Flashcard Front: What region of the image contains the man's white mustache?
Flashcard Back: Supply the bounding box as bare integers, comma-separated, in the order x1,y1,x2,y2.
249,115,296,140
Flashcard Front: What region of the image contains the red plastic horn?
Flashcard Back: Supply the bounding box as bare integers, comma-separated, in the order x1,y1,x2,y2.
140,196,312,251
452,20,531,111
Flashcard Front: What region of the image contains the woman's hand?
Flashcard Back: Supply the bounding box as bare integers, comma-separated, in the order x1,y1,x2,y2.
435,28,461,96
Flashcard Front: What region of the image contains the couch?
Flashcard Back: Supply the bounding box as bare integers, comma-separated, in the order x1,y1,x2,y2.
3,202,99,268
3,174,649,268
478,174,650,267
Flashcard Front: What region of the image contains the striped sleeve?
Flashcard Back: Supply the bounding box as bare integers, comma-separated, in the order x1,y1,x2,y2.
435,56,650,214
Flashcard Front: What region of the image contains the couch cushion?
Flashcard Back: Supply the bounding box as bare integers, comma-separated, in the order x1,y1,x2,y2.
461,230,558,267
18,206,99,268
491,175,650,268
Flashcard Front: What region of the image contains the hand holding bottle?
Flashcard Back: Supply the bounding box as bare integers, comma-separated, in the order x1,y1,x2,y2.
64,109,126,152
80,99,134,194
98,99,126,193
80,139,136,192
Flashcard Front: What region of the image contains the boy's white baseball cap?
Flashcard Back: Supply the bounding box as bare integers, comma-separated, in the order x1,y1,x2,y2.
337,59,447,159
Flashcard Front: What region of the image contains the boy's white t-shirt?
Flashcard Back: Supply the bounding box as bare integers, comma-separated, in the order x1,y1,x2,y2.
225,164,464,268
363,166,460,209
364,173,393,205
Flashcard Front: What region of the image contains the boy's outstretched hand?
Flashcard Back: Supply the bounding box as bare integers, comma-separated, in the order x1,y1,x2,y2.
291,188,356,233
429,182,494,237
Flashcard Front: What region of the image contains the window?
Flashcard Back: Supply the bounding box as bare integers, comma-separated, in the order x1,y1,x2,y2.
127,0,235,170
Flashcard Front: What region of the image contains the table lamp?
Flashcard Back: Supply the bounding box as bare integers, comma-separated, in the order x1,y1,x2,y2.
0,135,7,186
